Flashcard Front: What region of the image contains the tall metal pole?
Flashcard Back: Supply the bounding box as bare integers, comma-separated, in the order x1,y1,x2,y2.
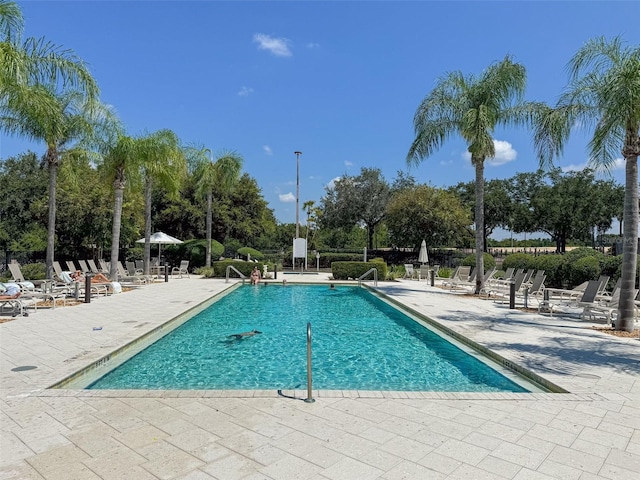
294,151,302,238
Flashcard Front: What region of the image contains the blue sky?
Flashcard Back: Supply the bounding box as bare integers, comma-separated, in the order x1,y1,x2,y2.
2,1,639,238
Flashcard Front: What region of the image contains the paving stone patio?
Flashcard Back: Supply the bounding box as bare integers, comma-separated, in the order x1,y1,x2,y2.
1,274,639,479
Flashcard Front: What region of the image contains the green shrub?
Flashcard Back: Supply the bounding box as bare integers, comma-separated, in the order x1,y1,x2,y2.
570,256,601,288
195,266,215,278
331,261,387,280
502,253,536,271
237,247,265,260
599,255,622,284
211,260,274,278
461,253,496,270
531,254,565,288
20,263,46,280
438,267,454,278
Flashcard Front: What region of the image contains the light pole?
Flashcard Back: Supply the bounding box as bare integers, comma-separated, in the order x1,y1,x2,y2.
294,151,302,238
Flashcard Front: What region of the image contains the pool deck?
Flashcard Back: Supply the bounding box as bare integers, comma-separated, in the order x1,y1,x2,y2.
1,274,639,479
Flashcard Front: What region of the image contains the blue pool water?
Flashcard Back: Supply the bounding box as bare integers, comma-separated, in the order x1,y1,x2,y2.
88,285,529,392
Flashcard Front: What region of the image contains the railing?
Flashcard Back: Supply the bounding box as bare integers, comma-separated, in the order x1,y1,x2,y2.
357,267,378,287
304,322,315,403
225,266,247,283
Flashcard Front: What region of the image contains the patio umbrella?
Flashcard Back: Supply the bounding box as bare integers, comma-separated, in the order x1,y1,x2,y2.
136,231,183,260
418,239,429,264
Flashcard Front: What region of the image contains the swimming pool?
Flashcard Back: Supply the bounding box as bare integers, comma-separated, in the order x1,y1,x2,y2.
85,285,536,392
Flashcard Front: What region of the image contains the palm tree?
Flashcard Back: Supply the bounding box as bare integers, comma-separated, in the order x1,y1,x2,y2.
534,36,640,332
0,0,97,99
407,56,537,294
102,134,140,280
137,130,186,275
192,148,243,267
1,84,119,278
303,199,315,256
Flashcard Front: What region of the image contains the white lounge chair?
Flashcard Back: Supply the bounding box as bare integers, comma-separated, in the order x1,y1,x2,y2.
171,260,190,278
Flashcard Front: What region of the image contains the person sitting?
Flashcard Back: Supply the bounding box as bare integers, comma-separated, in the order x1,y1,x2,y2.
250,266,261,285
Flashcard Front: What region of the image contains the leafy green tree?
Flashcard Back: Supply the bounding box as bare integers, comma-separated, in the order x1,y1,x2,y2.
192,148,243,267
320,167,390,249
449,178,513,249
533,37,640,331
386,185,471,249
137,129,186,274
0,152,47,259
220,174,276,246
407,56,541,294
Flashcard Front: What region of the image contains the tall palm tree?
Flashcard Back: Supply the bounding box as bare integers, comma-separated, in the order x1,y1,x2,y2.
534,36,640,332
0,0,97,100
192,148,243,267
1,84,119,278
303,199,315,254
138,129,186,275
407,56,537,294
102,134,140,280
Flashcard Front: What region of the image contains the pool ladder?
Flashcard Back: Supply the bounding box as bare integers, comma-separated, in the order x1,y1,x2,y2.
305,322,315,403
358,267,378,287
225,265,247,283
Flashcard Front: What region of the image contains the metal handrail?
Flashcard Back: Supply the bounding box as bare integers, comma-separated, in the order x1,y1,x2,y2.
304,322,315,403
225,266,247,283
357,267,378,287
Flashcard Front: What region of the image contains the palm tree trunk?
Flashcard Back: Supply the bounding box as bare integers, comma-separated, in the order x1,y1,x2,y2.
205,190,212,268
143,177,152,275
45,156,57,280
109,179,125,281
617,154,638,332
474,157,485,295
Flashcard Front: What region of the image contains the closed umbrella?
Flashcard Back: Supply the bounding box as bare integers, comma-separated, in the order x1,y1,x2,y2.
418,239,429,265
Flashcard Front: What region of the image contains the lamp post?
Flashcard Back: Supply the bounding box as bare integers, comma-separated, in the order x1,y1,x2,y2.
294,151,302,238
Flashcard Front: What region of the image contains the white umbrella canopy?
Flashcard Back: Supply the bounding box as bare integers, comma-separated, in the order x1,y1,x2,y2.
136,232,183,259
418,239,429,264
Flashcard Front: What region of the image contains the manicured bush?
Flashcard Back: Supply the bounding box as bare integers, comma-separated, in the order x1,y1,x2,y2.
211,260,274,278
195,266,215,278
438,267,454,279
570,256,601,288
20,262,46,280
331,261,387,280
237,247,265,260
461,253,496,270
531,254,565,288
502,253,536,271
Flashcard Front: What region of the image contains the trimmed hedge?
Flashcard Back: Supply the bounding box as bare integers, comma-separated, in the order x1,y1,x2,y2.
211,260,274,278
237,247,265,260
461,253,496,270
501,248,631,289
331,261,387,280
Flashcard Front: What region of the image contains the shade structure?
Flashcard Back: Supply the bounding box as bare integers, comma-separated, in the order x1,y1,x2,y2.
136,231,183,259
418,239,429,264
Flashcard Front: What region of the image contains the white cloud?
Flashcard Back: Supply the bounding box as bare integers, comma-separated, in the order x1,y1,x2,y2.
326,176,341,189
237,86,254,97
279,192,296,203
253,33,292,57
307,42,320,49
262,145,272,156
561,162,588,172
344,160,353,167
611,157,625,170
563,157,625,173
461,139,517,166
